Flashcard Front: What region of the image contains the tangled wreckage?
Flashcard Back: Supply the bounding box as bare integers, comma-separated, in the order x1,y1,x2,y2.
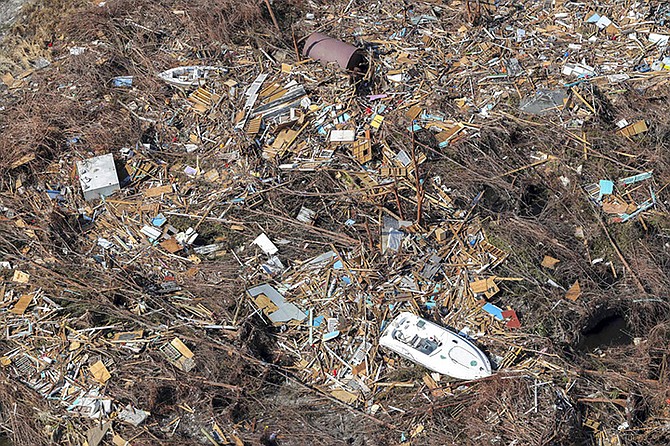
0,0,669,445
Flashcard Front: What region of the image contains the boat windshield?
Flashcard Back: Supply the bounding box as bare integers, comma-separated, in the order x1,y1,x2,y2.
392,329,440,355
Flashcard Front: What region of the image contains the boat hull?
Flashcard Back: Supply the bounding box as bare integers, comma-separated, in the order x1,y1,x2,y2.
380,312,492,380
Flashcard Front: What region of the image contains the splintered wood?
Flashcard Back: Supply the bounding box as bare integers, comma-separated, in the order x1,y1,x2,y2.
5,0,668,443
241,217,521,410
188,87,221,114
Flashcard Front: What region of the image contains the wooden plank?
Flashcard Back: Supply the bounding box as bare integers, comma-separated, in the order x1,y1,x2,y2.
10,294,33,315
144,185,173,197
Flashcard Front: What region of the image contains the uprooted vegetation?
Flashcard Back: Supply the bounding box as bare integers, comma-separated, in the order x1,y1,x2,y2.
1,0,670,445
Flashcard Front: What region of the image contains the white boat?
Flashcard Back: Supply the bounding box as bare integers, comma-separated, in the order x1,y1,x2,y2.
157,66,225,88
379,312,492,380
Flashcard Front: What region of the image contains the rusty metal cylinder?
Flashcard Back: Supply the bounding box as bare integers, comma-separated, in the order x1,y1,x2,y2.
302,32,367,72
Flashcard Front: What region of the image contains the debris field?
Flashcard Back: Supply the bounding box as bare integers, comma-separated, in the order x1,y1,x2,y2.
0,1,669,445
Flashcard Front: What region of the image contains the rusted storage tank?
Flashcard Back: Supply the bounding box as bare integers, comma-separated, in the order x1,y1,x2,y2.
302,32,367,73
